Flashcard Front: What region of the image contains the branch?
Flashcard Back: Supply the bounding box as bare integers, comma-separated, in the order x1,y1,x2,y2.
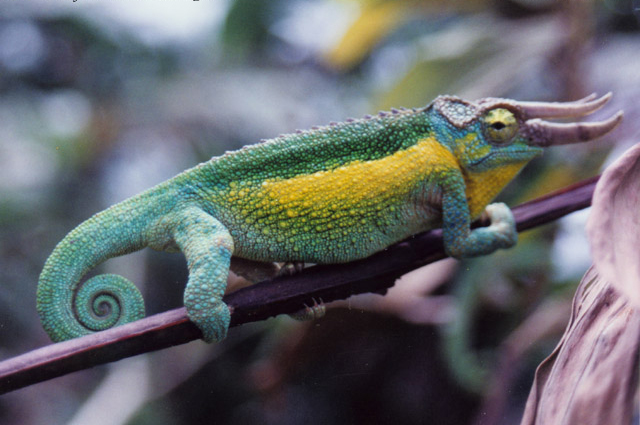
0,176,599,394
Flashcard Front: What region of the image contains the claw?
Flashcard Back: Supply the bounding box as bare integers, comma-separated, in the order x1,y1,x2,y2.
289,298,326,321
277,261,305,277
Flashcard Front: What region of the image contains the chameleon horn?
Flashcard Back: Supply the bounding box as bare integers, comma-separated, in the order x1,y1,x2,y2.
525,111,623,147
517,92,612,119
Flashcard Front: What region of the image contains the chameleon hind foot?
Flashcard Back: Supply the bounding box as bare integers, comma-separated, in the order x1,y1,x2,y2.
173,206,234,343
277,261,305,276
186,299,231,343
274,261,323,321
290,298,326,321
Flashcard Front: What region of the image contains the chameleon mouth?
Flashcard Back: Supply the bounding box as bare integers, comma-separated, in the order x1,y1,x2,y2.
479,93,623,147
470,149,538,168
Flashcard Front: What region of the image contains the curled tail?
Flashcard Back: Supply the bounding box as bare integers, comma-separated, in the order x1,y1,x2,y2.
37,199,152,342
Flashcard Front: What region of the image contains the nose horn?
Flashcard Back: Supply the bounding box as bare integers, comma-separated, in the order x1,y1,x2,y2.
526,110,623,147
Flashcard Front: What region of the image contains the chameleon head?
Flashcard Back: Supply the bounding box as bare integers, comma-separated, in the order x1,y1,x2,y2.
430,92,623,172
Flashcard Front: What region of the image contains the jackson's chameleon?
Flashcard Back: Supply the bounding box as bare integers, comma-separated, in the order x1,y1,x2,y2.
37,94,621,343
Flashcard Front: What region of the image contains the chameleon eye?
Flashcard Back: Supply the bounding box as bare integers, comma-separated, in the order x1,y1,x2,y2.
483,108,518,145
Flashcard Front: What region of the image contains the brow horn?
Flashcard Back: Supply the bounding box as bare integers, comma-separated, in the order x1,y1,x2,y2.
516,92,612,119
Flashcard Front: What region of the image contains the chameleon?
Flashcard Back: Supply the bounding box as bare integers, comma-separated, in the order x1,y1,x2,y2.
36,93,622,343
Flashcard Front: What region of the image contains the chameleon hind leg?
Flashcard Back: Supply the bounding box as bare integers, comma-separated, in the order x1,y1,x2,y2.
277,261,305,276
230,258,325,320
289,298,326,321
230,259,304,282
277,262,325,321
172,206,233,343
230,256,280,284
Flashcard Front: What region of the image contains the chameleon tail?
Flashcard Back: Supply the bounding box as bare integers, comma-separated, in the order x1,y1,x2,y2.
36,199,149,342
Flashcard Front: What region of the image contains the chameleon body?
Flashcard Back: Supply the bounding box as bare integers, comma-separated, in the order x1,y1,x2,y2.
36,94,621,343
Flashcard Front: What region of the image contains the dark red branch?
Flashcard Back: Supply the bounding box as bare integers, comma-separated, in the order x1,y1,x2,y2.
0,176,599,394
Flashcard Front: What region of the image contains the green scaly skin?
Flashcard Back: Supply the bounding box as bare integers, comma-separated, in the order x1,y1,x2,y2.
36,94,621,343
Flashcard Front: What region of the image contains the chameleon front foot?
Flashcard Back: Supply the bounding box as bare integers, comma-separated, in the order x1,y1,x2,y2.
482,202,518,249
444,202,518,258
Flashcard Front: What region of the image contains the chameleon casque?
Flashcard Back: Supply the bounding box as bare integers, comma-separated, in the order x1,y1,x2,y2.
37,93,621,343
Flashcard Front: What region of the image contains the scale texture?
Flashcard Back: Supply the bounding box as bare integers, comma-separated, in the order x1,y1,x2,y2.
36,94,619,343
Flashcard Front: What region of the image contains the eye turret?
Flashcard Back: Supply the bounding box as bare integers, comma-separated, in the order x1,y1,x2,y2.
483,108,518,145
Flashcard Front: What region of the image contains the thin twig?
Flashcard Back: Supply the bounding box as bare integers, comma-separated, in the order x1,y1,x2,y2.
0,176,599,394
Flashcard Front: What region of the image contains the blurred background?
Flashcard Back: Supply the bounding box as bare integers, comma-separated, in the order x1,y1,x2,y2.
0,0,638,424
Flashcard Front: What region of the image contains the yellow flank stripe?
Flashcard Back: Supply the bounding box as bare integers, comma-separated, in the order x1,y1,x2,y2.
222,135,527,230
251,138,458,219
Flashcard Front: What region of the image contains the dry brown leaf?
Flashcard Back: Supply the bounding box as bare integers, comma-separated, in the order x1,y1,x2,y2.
521,267,640,424
522,143,640,425
587,143,640,309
